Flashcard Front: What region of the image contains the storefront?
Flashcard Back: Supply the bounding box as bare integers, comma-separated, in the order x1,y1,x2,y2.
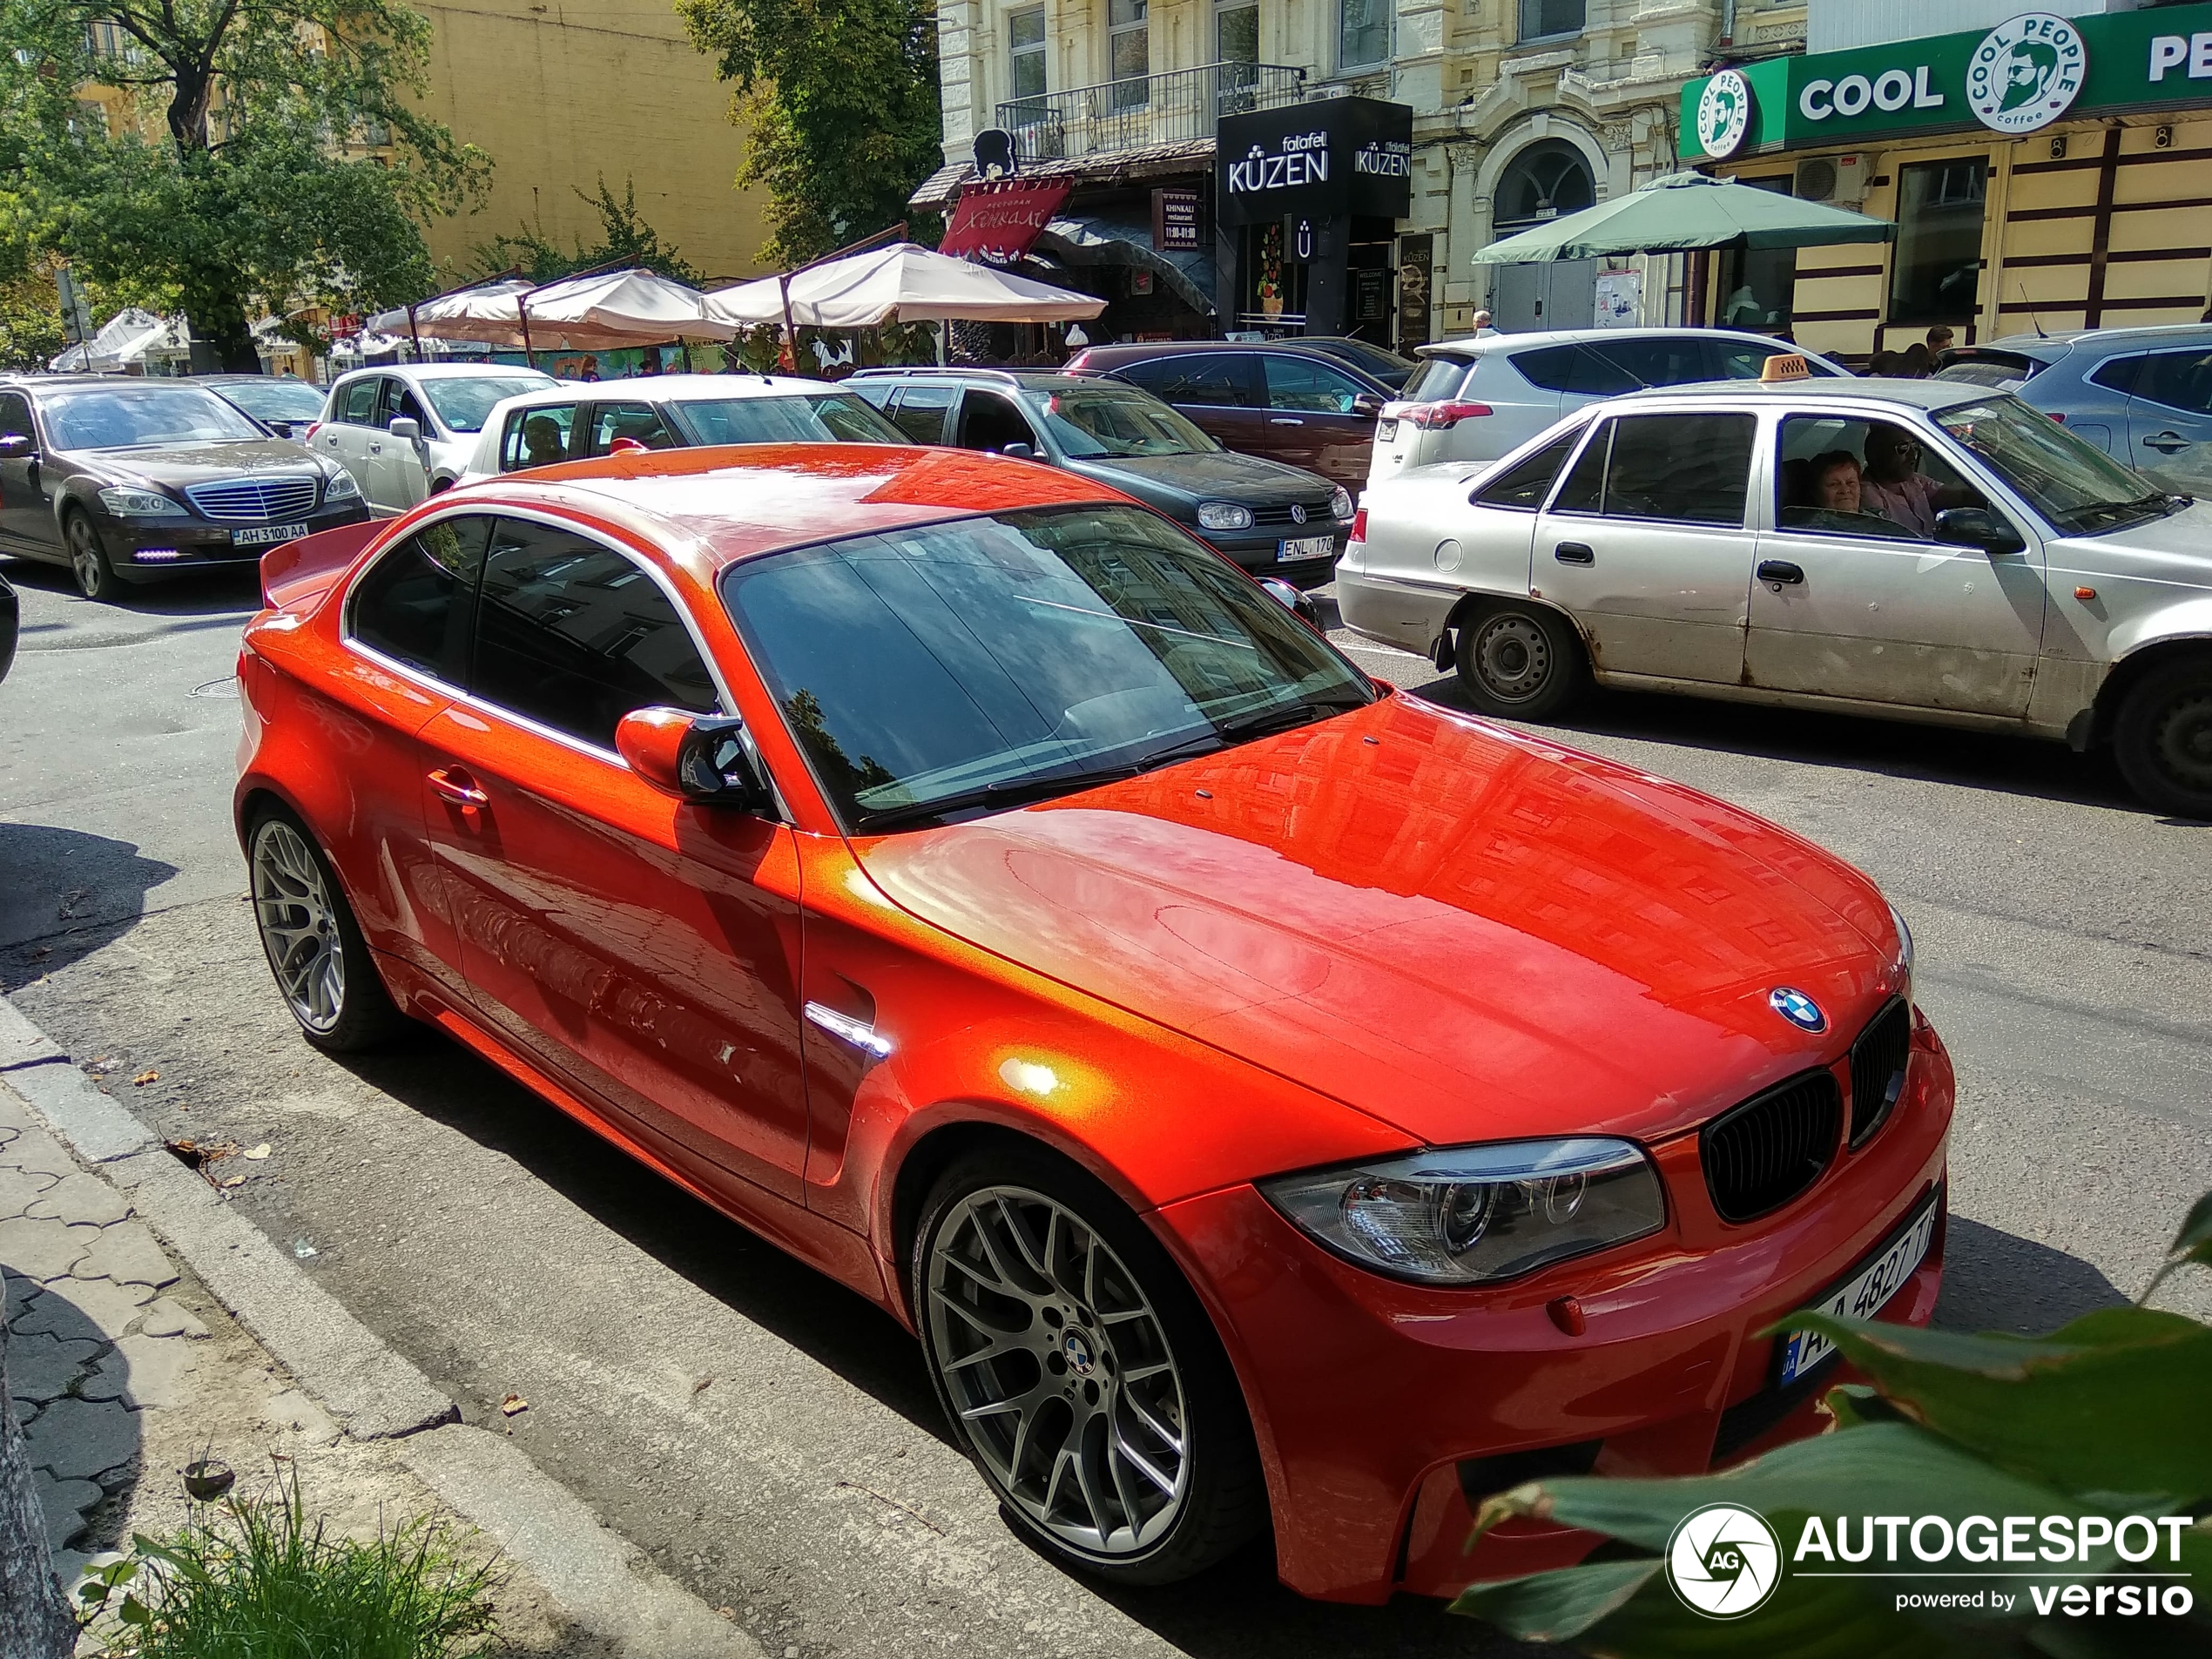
1681,3,2212,361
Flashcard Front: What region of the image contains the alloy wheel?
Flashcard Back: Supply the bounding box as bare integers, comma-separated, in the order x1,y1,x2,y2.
67,517,111,601
925,1185,1191,1558
1470,611,1554,704
251,819,345,1034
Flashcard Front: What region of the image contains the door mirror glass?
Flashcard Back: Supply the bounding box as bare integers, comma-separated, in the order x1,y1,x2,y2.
1257,576,1323,633
1351,394,1383,418
388,416,421,441
616,707,770,808
1934,506,2025,554
1000,442,1035,459
0,434,32,459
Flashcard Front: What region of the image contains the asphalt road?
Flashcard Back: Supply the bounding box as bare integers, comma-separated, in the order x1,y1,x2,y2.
3,555,2208,1659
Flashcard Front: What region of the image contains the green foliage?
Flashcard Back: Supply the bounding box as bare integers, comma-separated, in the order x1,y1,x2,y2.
78,1466,501,1658
1451,1193,2212,1657
468,176,703,287
678,0,942,265
0,259,178,370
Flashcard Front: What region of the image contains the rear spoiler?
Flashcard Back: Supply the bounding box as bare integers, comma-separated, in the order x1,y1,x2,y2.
261,520,380,611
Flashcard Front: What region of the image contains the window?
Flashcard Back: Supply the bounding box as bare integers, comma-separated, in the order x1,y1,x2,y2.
1118,354,1257,407
380,381,431,429
2087,356,2142,397
1475,428,1583,511
1339,0,1387,70
1109,0,1147,109
1493,139,1595,231
1938,396,2167,536
1548,414,1755,526
471,520,718,751
1519,0,1584,42
2125,349,2212,416
420,375,558,435
1008,6,1046,118
1263,354,1367,413
350,516,493,683
955,390,1040,452
671,394,904,446
0,393,34,446
1512,342,1636,396
1217,1,1258,106
502,404,578,471
1025,386,1214,456
1715,176,1796,334
585,401,678,455
1709,339,1830,381
1399,356,1469,402
1773,416,1925,540
1889,158,1986,326
42,386,260,449
339,378,381,425
887,385,956,443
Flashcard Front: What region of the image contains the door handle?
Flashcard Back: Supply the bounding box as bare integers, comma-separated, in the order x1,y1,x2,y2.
428,768,489,810
1757,559,1805,585
1270,417,1305,426
2142,431,2191,453
368,443,381,455
1553,542,1595,565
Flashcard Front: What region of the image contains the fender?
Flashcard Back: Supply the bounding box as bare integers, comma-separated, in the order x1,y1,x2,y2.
2105,595,2212,663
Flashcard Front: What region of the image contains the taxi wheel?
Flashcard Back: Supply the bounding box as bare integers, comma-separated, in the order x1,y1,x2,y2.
912,1143,1267,1585
2114,657,2212,820
246,806,408,1052
1453,601,1588,720
64,512,125,604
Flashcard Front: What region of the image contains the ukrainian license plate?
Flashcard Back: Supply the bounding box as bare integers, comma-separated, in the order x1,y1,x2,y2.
1278,534,1334,563
232,523,310,548
1776,1191,1939,1386
1375,418,1398,441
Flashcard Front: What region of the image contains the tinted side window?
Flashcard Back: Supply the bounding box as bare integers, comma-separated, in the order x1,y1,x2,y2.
1120,354,1255,407
501,405,577,471
385,384,430,428
0,392,33,444
1399,356,1468,401
1264,354,1366,412
1708,340,1797,381
587,401,677,455
1551,421,1610,513
955,390,1039,452
339,379,379,425
1599,337,1710,388
2128,349,2212,416
1599,414,1756,525
1475,428,1583,510
1511,344,1635,397
888,385,956,443
2087,354,2143,398
471,521,718,750
350,516,494,682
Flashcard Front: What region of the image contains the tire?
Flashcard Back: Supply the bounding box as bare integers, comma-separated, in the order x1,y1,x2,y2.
2113,657,2212,819
246,806,408,1052
1453,600,1588,719
911,1143,1267,1586
64,511,125,603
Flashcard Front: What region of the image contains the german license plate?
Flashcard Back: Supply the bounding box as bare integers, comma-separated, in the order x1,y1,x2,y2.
1776,1191,1939,1386
1278,534,1334,563
232,522,310,547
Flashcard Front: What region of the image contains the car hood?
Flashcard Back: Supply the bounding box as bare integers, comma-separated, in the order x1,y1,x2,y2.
1062,448,1333,508
2060,498,2212,578
79,440,325,483
851,694,1900,1150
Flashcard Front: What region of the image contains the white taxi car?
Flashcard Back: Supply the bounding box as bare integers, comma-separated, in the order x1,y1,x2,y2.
1337,378,2212,816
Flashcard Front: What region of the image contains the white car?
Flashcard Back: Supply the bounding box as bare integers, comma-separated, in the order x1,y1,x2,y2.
311,363,557,514
1368,328,1848,489
455,373,909,486
1338,377,2212,816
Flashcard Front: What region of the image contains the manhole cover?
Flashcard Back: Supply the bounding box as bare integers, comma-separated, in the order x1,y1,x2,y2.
189,676,239,699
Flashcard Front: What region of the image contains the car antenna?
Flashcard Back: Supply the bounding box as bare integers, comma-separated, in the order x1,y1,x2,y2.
2015,280,2047,339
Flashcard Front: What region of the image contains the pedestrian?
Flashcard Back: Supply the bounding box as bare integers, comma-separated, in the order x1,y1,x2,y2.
579,358,600,381
1900,342,1932,378
1472,308,1498,336
637,348,661,377
1925,324,1954,354
1866,348,1903,376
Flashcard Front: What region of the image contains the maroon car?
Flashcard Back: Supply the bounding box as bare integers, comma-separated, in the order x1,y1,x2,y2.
1065,341,1390,493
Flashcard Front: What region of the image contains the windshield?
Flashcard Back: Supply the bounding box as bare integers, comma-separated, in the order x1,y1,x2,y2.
721,504,1373,830
673,393,905,446
1024,386,1216,458
1935,395,2171,535
209,379,327,423
44,385,265,449
421,374,557,434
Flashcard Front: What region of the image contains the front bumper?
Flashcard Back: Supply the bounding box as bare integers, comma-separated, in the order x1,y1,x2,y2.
1194,520,1351,588
98,502,372,571
1151,1016,1956,1603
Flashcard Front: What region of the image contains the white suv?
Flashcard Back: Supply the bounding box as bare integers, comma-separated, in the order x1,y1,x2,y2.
311,364,556,514
1368,328,1845,489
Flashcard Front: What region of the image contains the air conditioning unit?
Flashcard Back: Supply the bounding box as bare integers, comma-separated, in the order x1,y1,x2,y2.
1795,153,1868,206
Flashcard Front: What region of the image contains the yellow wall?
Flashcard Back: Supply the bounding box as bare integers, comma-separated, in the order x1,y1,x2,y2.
414,0,772,283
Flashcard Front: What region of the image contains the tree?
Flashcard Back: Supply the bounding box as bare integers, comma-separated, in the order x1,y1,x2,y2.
679,0,942,266
469,176,703,287
0,258,179,372
1,1270,76,1659
0,0,487,368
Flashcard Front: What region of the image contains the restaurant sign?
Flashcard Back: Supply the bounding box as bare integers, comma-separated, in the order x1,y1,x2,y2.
1682,0,2212,157
1217,96,1413,227
940,179,1072,263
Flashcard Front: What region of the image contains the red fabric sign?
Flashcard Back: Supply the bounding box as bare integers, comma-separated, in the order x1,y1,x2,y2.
939,179,1072,264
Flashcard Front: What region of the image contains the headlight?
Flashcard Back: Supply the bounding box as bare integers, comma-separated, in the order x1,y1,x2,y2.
1329,486,1353,520
1196,501,1253,532
1887,901,1914,997
323,468,360,502
1258,1137,1665,1285
98,486,183,517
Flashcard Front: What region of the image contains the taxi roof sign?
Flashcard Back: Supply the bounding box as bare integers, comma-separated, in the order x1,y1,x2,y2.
1760,353,1811,382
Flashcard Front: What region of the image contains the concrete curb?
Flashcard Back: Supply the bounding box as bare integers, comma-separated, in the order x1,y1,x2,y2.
1,995,764,1659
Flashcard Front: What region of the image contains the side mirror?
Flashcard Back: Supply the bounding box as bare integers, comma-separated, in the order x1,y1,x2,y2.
1934,506,2025,555
1351,394,1383,419
0,434,33,459
1258,576,1324,634
999,442,1035,460
388,416,421,442
616,707,772,809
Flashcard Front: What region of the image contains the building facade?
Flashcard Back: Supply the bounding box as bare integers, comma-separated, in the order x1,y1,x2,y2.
917,0,1814,347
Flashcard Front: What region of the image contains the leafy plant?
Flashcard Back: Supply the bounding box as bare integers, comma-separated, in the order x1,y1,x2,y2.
1452,1193,2212,1656
469,175,703,287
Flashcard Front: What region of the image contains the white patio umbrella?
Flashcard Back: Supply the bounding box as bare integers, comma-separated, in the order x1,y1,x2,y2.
707,243,1105,329
49,307,182,372
520,267,734,345
368,278,535,347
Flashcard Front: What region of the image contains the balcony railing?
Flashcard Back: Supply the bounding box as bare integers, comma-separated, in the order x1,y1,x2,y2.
996,61,1307,168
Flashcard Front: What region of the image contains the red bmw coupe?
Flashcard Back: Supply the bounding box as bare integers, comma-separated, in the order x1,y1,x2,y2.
234,444,1952,1602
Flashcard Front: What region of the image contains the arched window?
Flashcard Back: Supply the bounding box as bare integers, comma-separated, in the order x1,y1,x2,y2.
1494,139,1595,230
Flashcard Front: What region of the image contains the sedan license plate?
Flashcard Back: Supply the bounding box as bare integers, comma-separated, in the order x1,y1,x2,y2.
1278,534,1334,563
1776,1193,1939,1387
231,522,311,548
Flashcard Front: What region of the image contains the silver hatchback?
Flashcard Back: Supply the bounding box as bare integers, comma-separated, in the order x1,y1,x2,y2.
1339,378,2212,816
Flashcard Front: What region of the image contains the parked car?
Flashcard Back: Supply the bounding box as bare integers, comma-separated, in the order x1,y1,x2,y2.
1935,324,2212,496
455,374,906,485
1368,328,1848,488
0,567,16,685
237,441,1948,1602
1062,341,1394,493
311,363,556,515
1297,334,1418,390
195,373,330,440
1339,378,2212,815
851,368,1352,585
0,376,369,601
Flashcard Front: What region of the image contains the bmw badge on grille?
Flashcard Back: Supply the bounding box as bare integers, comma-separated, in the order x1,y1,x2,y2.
1769,988,1826,1033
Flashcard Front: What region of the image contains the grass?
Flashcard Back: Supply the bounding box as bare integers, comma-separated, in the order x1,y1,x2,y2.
82,1464,502,1659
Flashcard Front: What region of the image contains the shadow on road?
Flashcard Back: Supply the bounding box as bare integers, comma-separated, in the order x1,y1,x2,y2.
0,555,261,624
0,826,178,987
1934,1216,2129,1336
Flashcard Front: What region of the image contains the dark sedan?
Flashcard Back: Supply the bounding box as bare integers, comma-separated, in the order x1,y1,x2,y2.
851,369,1352,586
0,378,369,601
194,373,331,440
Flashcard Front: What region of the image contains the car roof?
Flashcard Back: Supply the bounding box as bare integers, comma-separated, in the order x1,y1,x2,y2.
491,374,848,408
1076,339,1365,364
1968,323,2212,356
339,362,554,381
2,374,207,395
849,369,1112,393
1607,376,1992,413
1415,327,1799,361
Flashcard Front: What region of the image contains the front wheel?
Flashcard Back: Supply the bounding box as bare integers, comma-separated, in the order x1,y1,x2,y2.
913,1145,1266,1585
247,807,408,1051
1453,601,1588,719
65,512,124,603
2113,657,2212,819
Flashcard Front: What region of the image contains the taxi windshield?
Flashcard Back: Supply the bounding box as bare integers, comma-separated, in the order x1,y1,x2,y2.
1935,395,2175,535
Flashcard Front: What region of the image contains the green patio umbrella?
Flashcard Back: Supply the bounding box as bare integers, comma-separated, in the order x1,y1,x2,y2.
1474,171,1894,264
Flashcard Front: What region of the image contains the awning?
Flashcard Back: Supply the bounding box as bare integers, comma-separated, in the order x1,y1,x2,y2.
1474,171,1894,264
941,179,1074,264
706,243,1105,328
1030,213,1214,315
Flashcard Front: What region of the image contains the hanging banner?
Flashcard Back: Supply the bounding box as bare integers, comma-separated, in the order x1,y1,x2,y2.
940,179,1073,264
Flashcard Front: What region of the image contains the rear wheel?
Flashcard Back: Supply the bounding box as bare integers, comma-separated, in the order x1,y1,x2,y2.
64,512,124,603
247,806,407,1051
2113,657,2212,819
1453,601,1588,720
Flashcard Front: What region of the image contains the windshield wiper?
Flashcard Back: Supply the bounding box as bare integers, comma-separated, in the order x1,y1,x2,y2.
852,763,1145,833
2062,493,2173,533
1132,695,1370,768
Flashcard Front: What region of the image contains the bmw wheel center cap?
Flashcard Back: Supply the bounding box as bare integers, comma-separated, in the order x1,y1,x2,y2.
1063,1331,1096,1375
1769,987,1826,1033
